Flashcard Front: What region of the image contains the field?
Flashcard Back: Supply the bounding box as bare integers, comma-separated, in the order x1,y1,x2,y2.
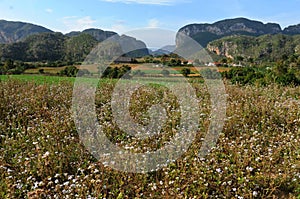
24,66,68,75
0,75,75,84
0,75,300,198
22,63,230,77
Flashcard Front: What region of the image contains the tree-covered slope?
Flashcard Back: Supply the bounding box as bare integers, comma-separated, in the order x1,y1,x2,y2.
0,20,53,44
207,34,300,61
177,18,282,47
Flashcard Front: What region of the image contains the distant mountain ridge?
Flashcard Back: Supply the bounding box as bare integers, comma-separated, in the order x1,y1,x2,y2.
1,18,300,63
0,20,149,62
66,28,117,42
0,31,149,62
0,19,53,44
283,24,300,35
65,29,149,57
177,17,300,47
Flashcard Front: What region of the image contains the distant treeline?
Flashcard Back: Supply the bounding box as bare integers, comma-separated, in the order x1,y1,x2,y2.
222,55,300,86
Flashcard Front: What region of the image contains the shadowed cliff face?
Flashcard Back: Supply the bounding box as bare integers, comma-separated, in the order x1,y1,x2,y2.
175,18,300,61
283,24,300,35
177,18,283,47
206,34,300,61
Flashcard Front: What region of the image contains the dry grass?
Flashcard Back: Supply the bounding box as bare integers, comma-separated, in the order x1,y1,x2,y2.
0,78,299,198
24,66,68,74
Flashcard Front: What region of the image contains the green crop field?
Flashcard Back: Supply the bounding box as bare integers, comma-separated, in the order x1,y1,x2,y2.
0,75,75,84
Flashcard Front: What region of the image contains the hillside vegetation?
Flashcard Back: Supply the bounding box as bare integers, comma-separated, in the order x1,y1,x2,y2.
207,34,300,61
0,32,148,63
0,20,53,44
178,17,300,47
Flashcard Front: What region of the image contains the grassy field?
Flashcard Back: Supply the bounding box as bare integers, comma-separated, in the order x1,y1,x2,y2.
24,66,68,75
22,63,230,77
0,75,300,198
0,74,75,84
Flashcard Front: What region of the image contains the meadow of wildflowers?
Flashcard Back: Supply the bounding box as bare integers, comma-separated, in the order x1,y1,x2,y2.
0,77,300,198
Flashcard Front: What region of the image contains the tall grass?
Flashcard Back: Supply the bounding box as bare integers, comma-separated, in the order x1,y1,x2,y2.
0,78,299,198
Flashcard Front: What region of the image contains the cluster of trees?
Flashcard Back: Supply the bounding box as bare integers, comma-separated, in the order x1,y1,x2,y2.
143,54,191,67
101,65,132,79
0,59,78,75
0,32,146,64
0,60,33,75
223,60,300,86
59,66,79,77
58,66,93,77
181,68,191,77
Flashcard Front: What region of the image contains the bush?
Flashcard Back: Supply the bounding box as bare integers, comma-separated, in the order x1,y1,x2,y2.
223,66,300,86
101,65,131,79
181,68,191,77
59,66,79,77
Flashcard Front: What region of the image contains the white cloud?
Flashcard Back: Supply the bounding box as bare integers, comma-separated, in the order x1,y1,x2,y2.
62,16,97,32
147,18,160,28
101,0,188,6
111,24,128,34
104,20,129,34
45,8,53,13
77,16,96,27
108,18,162,34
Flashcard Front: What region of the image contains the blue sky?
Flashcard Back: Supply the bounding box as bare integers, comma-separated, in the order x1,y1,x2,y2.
1,0,300,34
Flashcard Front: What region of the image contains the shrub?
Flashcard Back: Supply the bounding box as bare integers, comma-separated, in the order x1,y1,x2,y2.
101,65,131,79
181,68,191,77
59,66,79,77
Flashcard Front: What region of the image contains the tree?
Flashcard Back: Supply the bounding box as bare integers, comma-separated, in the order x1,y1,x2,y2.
101,65,131,79
118,65,131,79
4,59,14,70
182,60,188,65
102,66,113,78
181,68,191,77
168,58,181,66
59,66,79,77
